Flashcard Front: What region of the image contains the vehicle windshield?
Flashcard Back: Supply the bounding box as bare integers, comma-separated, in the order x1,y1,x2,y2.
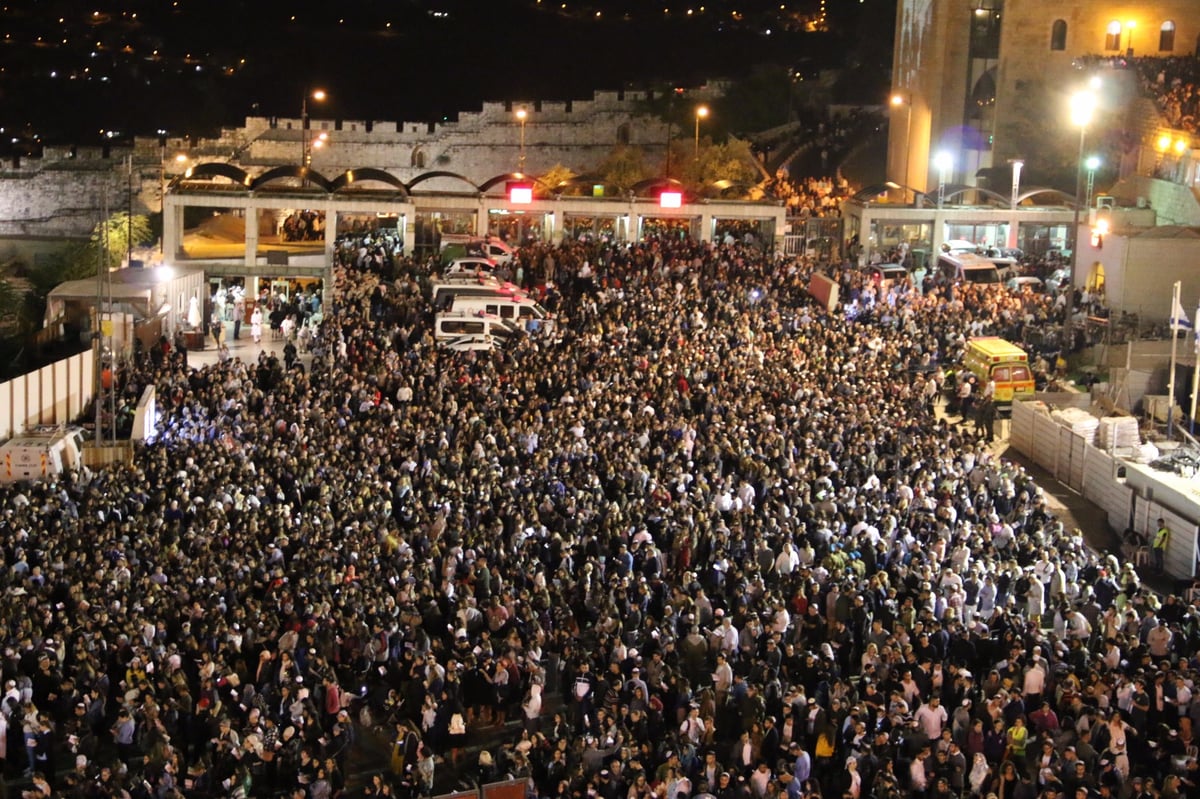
965,269,1000,284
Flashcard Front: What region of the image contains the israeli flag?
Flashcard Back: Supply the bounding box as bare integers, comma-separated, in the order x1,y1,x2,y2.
1172,294,1193,331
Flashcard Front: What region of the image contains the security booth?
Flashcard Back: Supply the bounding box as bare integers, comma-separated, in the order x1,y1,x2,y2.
638,214,699,241
842,197,1075,266
412,207,479,259
711,215,781,252
560,212,630,243
336,211,405,237
485,207,553,246
483,178,559,245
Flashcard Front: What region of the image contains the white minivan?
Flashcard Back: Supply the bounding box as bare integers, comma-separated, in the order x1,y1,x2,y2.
450,293,552,330
444,257,501,277
936,251,1001,286
430,276,530,311
434,311,521,351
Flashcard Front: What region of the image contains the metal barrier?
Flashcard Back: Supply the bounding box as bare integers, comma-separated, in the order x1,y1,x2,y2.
481,777,528,799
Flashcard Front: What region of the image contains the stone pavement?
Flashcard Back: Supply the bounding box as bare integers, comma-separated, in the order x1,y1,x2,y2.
182,319,315,371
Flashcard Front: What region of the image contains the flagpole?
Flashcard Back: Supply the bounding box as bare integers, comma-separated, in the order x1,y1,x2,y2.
1191,301,1200,435
1168,280,1181,438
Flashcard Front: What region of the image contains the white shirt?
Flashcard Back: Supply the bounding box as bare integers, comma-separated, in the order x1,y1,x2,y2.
915,703,947,740
1023,664,1046,697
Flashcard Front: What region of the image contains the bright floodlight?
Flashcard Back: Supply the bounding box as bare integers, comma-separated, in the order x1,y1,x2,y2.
311,89,326,102
890,93,905,106
696,105,709,119
933,151,954,172
1175,139,1190,155
1070,90,1096,128
1085,156,1101,170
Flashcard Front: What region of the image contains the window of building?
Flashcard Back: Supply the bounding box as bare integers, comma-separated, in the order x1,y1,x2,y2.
1160,21,1176,52
411,148,426,168
617,123,631,146
969,3,1003,60
1105,20,1122,51
1050,19,1067,50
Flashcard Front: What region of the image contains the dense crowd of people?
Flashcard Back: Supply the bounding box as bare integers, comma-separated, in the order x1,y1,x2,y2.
0,231,1194,799
1137,57,1200,137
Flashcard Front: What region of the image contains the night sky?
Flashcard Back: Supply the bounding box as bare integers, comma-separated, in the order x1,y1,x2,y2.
0,0,896,149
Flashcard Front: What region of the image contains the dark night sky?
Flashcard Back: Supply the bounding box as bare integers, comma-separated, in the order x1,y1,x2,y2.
0,0,896,147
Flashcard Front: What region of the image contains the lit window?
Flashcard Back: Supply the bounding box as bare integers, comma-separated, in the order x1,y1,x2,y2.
1105,20,1122,51
1160,20,1175,52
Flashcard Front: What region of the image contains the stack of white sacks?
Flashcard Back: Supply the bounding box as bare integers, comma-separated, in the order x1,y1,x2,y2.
1051,406,1100,445
1097,416,1141,450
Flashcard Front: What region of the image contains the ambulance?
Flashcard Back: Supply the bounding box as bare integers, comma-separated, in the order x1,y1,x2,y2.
963,337,1035,407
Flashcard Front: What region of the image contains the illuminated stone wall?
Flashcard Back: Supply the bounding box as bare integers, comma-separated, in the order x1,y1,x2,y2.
889,0,1200,192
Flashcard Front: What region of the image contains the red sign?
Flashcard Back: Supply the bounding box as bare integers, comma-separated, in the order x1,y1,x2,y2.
508,183,533,204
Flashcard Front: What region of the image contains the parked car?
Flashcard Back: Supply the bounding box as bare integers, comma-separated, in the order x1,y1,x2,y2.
1044,268,1070,293
864,263,910,289
941,239,979,253
444,257,500,277
1006,275,1044,293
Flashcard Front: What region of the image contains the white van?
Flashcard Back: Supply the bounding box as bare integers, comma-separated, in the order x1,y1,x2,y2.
478,238,515,265
434,311,521,350
430,276,530,311
0,425,86,483
936,251,1001,286
450,293,552,330
444,257,500,277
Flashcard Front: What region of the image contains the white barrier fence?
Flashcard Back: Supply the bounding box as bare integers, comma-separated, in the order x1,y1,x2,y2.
0,350,94,442
1010,394,1196,579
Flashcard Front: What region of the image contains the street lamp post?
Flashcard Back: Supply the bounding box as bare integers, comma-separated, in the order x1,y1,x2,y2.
891,93,912,202
933,151,953,209
1008,159,1024,210
1085,155,1101,209
1061,88,1097,355
301,88,327,169
694,105,709,159
515,108,528,173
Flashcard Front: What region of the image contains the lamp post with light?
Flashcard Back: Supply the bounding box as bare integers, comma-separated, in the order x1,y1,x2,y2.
1061,87,1097,354
891,93,912,201
1009,159,1024,211
516,108,528,173
301,88,327,169
933,151,953,209
694,105,709,159
1085,155,1101,209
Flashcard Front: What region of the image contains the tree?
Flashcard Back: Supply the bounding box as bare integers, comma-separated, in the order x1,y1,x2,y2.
93,212,154,273
537,164,577,195
596,146,653,194
685,139,763,196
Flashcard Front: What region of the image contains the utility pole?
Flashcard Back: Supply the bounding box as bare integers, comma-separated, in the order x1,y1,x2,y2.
127,154,134,268
94,194,107,444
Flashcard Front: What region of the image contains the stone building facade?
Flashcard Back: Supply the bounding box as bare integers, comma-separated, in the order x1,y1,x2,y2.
0,88,681,243
887,0,1199,194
